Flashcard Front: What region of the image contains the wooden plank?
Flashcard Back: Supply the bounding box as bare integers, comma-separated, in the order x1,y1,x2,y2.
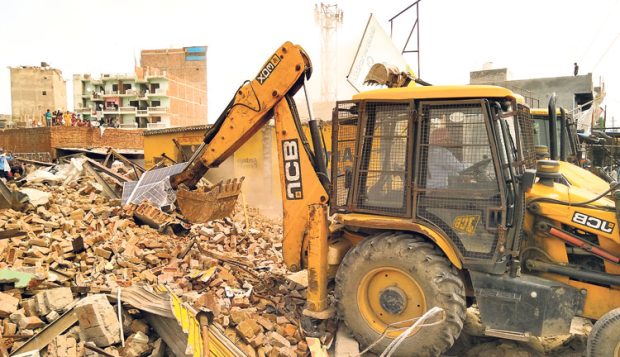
84,158,129,183
82,162,119,199
13,157,54,167
9,310,78,355
0,230,26,240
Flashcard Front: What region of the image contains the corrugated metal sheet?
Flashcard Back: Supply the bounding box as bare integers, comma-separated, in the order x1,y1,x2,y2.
143,125,211,136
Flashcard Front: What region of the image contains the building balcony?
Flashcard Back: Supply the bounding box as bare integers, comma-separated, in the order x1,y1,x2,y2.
120,90,138,97
147,89,168,97
77,108,95,115
147,107,168,114
103,91,119,98
120,106,137,114
102,107,119,114
90,93,104,101
136,110,148,117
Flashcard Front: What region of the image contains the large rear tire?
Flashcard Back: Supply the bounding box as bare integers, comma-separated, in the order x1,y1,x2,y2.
587,308,620,357
335,232,466,357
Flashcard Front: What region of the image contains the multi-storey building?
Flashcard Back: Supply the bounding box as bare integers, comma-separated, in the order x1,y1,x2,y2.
140,46,207,89
10,64,67,126
73,65,207,128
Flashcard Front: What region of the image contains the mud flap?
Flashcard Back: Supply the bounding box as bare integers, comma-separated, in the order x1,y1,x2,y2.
470,271,585,337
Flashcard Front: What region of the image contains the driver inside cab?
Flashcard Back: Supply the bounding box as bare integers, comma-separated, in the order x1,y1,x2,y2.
427,126,467,188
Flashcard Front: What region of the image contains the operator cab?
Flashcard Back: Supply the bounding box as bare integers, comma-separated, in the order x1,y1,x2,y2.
331,85,535,270
530,107,581,163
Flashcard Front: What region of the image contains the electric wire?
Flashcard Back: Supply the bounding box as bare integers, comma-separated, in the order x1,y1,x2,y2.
591,30,620,71
229,80,262,113
528,181,619,210
579,0,620,65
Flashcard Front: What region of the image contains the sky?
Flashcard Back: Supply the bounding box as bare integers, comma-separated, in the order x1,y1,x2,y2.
1,0,619,125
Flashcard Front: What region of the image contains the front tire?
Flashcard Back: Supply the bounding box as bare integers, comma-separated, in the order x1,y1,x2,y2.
587,308,620,357
335,232,466,357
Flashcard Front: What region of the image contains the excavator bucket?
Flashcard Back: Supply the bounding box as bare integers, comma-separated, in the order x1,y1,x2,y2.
363,63,415,88
176,177,245,223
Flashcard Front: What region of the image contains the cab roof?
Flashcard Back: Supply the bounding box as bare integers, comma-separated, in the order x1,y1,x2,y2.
531,108,564,117
353,85,524,103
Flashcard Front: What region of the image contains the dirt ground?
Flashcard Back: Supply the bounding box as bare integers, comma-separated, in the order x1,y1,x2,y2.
443,307,590,357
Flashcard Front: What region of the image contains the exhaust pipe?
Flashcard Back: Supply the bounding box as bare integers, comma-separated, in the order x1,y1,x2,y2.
559,107,567,161
548,94,559,160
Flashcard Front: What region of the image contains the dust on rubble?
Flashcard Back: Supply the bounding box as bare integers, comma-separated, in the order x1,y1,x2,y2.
0,159,308,356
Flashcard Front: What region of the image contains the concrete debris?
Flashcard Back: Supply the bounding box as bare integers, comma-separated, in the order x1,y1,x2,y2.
19,188,50,207
0,160,310,355
75,294,120,347
121,331,152,357
334,324,359,357
0,291,19,317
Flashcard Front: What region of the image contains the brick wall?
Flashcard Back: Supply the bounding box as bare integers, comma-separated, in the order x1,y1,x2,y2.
0,127,144,157
50,127,144,150
0,127,51,153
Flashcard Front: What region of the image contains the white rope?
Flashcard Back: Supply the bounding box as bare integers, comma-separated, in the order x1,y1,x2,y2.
353,306,446,357
381,307,445,357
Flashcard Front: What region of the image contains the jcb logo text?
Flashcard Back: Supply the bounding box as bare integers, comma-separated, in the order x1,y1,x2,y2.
572,212,615,234
283,139,303,200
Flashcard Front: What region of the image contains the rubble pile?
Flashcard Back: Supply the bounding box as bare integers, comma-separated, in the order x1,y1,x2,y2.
0,161,309,356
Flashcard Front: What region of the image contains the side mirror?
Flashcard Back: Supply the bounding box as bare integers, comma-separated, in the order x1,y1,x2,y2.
521,169,537,193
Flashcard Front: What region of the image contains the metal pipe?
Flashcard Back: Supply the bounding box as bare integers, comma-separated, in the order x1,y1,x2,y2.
548,94,559,160
548,227,620,264
309,120,329,189
303,80,330,189
526,259,620,286
559,107,567,161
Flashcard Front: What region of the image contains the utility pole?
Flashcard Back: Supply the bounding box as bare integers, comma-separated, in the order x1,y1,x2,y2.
314,3,343,103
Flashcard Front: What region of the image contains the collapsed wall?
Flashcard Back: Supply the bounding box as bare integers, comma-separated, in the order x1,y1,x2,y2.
0,127,144,157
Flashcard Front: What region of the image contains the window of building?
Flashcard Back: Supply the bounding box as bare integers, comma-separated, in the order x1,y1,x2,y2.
123,84,132,91
112,84,118,92
152,100,161,107
42,91,47,95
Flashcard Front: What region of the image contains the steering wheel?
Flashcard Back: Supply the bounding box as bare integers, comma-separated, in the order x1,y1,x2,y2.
459,158,492,176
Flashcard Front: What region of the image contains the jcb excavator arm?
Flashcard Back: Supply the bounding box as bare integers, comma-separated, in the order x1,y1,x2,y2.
171,42,313,189
170,42,330,281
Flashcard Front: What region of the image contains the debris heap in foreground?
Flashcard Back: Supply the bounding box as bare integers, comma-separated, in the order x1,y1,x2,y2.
0,161,311,356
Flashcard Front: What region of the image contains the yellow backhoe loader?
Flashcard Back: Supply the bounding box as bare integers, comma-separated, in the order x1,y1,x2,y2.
530,98,611,195
168,42,620,357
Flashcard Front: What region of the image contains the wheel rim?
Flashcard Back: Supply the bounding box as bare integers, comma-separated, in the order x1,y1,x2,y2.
358,267,427,338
